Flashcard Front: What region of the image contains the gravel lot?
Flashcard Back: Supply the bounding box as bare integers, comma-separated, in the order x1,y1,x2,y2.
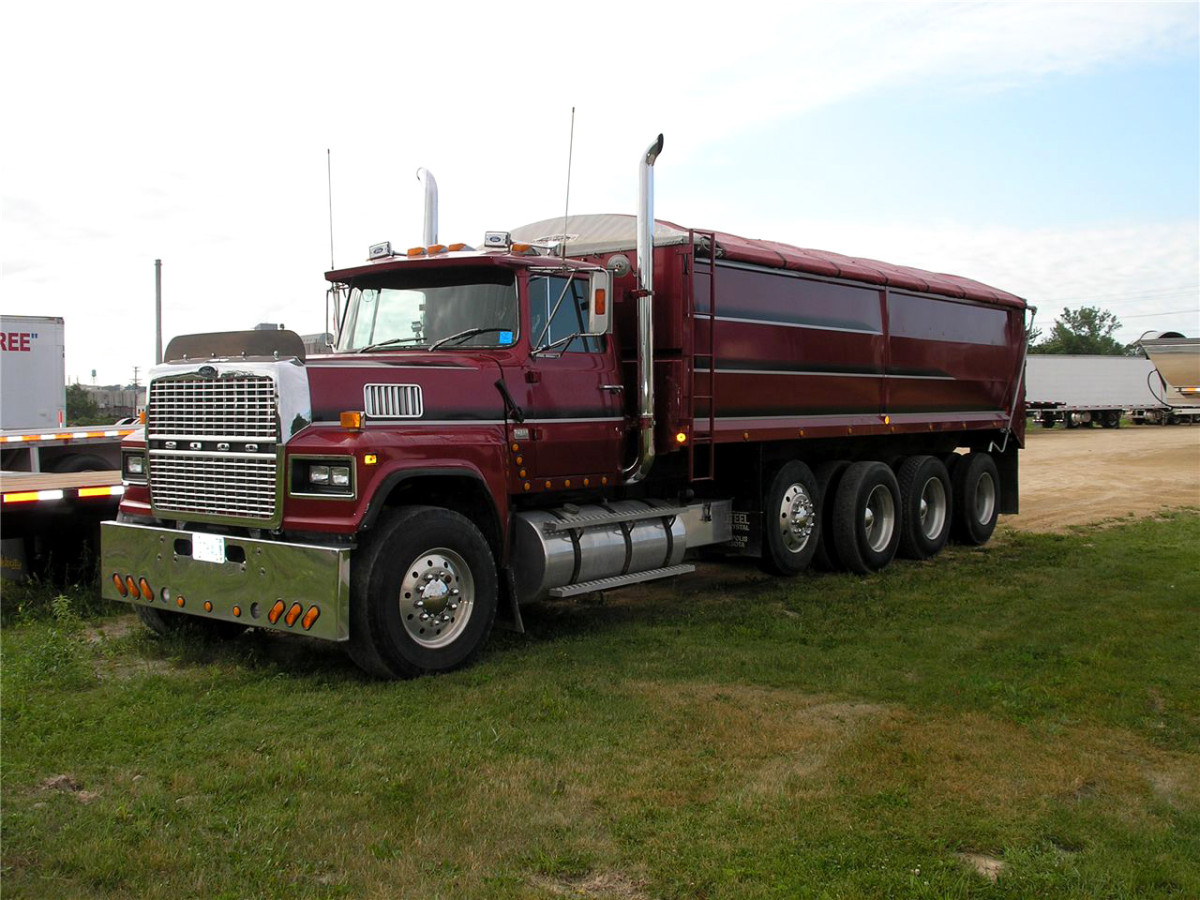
1011,423,1200,531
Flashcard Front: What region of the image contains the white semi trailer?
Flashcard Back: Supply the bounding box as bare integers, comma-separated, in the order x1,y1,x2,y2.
1025,354,1163,429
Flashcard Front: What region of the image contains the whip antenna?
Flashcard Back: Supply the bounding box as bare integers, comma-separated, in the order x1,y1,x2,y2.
561,106,575,259
327,148,335,269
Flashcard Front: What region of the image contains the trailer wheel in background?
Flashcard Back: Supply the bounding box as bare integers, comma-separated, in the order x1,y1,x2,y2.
896,456,952,560
348,505,498,679
951,452,999,545
1100,410,1121,429
135,605,247,640
831,461,901,574
760,461,820,575
51,453,111,473
1038,413,1056,428
811,460,849,571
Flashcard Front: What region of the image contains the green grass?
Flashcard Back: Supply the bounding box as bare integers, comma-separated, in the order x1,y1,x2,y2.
3,513,1198,898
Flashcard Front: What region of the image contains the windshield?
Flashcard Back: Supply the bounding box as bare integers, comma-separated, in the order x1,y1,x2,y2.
337,268,518,352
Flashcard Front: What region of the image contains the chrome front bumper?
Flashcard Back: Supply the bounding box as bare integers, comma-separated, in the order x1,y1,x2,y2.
101,521,350,641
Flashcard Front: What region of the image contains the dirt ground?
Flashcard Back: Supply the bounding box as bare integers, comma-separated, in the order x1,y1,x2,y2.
1009,424,1200,532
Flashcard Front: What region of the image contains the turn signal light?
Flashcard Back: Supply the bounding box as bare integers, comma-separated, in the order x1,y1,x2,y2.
113,574,128,596
340,411,364,430
125,576,139,597
138,578,153,600
675,431,688,444
594,288,606,316
268,600,286,624
301,606,320,630
285,603,303,627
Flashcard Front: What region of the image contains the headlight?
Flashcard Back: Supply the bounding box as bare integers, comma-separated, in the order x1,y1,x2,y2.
122,451,147,483
290,458,355,498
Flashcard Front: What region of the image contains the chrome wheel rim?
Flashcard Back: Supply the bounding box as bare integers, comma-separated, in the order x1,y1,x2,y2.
974,472,996,525
398,547,474,648
919,476,947,540
777,481,816,553
863,484,896,553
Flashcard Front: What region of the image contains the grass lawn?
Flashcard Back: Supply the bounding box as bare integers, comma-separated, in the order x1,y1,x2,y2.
3,512,1198,898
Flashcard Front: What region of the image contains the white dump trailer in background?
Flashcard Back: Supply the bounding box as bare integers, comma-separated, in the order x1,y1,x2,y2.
1025,354,1163,429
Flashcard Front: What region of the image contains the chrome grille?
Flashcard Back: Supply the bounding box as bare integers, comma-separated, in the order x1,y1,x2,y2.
148,453,277,519
148,375,280,522
364,383,423,419
149,376,277,438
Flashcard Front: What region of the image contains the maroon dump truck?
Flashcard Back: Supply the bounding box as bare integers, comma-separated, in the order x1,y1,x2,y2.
101,136,1030,678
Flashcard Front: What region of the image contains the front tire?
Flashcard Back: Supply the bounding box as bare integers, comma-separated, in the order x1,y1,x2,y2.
951,452,999,545
832,461,901,574
348,506,498,679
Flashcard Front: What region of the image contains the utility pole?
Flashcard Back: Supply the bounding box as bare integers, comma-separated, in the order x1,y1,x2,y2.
132,366,140,392
155,259,163,365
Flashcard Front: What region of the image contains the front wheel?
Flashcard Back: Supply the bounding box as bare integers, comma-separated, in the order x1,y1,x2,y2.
348,506,498,679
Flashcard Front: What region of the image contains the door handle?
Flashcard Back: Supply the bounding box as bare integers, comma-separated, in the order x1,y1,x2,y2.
600,384,625,392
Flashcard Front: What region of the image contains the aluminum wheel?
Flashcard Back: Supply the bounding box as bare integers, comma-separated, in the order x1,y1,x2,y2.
398,547,475,649
778,481,816,553
918,475,948,540
863,484,896,553
973,472,996,526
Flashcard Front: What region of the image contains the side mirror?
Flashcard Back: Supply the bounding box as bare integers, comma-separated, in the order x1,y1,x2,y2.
587,270,611,335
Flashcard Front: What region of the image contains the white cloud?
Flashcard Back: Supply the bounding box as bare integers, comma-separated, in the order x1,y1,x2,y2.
1,1,1196,383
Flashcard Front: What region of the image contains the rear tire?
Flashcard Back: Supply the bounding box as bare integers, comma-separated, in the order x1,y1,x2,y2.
348,506,498,679
896,455,952,560
759,461,820,576
811,460,849,571
832,461,901,574
951,452,999,545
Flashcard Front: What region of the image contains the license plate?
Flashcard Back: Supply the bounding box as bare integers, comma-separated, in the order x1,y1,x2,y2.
192,532,226,564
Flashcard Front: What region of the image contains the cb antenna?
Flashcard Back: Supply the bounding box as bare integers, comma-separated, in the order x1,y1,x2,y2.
561,106,575,259
326,148,336,269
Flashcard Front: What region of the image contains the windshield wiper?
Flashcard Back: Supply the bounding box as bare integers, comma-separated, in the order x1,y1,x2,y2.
427,327,506,351
531,332,582,356
355,336,426,353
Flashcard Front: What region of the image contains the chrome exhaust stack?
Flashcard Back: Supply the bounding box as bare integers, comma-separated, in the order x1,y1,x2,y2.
417,167,438,246
623,133,664,484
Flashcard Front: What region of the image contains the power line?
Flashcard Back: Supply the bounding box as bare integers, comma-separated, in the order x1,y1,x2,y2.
1042,285,1198,305
1117,308,1200,319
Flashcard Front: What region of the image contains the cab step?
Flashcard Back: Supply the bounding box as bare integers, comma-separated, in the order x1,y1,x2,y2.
547,564,696,598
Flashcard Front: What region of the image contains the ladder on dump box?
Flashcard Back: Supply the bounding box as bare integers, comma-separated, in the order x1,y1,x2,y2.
688,230,717,482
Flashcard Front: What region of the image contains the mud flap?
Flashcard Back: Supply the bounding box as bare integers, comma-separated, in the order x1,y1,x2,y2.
495,566,525,633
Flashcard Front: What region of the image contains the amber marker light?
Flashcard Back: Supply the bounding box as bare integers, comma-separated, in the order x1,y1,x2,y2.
594,288,606,316
268,600,286,624
113,574,128,596
675,431,687,444
232,605,242,617
406,246,426,257
176,596,186,608
125,575,139,597
302,606,321,630
364,453,378,466
136,578,152,600
203,601,212,612
285,603,304,627
340,411,364,431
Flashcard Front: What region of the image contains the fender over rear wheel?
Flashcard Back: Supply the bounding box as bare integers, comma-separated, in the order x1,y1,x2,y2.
951,452,999,545
831,461,901,574
759,461,820,575
896,455,952,560
348,506,498,679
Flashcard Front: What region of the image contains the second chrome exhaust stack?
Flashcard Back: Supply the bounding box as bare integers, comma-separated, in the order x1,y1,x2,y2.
623,133,664,484
417,167,438,246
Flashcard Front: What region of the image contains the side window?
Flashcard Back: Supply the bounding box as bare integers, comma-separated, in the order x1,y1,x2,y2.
529,276,602,353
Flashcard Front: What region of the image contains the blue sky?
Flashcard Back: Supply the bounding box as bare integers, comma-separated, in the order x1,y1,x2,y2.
3,1,1198,385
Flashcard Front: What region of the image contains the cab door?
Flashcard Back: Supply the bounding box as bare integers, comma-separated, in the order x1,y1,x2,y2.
521,272,624,481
